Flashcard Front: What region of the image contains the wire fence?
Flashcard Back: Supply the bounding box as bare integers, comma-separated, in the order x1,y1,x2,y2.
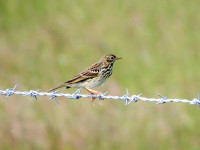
0,85,200,106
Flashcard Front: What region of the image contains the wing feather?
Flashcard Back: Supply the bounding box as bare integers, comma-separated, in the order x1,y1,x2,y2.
65,62,103,84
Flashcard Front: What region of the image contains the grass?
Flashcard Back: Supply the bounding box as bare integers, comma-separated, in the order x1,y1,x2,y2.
0,0,200,149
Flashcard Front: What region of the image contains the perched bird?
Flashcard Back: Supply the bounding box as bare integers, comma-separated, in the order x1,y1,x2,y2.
48,54,121,100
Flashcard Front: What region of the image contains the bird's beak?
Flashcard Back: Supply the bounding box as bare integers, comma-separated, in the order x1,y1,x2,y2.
114,57,122,60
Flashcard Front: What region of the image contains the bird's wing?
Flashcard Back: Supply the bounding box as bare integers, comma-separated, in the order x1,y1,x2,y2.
48,62,103,92
65,62,103,84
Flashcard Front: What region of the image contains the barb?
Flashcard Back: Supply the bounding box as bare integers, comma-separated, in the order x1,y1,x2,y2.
0,85,200,106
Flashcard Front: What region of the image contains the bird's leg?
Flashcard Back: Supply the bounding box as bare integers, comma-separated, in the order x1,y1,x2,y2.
84,87,103,101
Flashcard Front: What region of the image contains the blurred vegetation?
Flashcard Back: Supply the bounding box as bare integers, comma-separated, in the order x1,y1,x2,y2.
0,0,200,149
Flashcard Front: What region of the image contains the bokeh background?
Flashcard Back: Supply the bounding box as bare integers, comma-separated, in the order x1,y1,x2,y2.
0,0,200,149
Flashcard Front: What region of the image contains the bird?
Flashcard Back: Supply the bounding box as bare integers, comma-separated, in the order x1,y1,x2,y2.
48,54,121,100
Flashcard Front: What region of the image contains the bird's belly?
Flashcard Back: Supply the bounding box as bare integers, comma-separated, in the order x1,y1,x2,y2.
69,77,106,88
83,77,106,88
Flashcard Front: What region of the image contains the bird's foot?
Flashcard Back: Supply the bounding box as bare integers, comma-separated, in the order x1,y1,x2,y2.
84,88,103,101
91,91,103,102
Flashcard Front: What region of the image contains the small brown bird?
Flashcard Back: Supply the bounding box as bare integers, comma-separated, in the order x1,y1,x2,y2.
48,54,121,100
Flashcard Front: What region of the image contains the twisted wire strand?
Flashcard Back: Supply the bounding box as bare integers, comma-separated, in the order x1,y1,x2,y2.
0,85,200,106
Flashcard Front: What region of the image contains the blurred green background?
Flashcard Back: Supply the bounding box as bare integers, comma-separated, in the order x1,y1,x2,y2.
0,0,200,149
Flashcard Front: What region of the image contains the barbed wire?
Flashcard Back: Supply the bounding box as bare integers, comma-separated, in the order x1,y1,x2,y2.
0,85,200,106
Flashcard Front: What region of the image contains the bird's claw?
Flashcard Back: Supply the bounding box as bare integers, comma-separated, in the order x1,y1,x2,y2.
90,92,103,102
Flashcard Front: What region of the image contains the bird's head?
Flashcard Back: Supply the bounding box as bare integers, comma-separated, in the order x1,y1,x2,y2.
100,54,122,63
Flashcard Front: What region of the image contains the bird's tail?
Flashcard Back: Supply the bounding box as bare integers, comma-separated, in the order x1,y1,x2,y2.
48,83,68,92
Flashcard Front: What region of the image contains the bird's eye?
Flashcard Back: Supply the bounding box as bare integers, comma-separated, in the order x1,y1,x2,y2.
110,56,114,60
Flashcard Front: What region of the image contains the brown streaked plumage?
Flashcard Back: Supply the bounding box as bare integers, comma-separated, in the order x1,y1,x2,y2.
48,54,121,100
